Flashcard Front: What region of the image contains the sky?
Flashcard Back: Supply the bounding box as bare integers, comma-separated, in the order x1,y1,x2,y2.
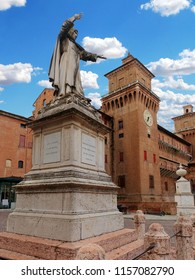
1,0,195,132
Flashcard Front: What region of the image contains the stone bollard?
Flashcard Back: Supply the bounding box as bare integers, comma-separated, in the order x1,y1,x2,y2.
174,214,193,260
134,210,146,239
190,213,195,247
76,243,106,260
143,223,171,260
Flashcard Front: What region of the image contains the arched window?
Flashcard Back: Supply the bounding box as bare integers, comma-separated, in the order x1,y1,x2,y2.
43,99,47,107
111,100,115,109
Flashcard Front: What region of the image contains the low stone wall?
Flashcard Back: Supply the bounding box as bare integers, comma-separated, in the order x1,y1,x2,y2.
76,211,195,260
117,201,177,215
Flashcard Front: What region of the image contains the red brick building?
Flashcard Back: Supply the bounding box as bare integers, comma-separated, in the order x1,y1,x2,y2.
0,110,32,208
101,54,192,214
32,88,54,118
172,105,195,194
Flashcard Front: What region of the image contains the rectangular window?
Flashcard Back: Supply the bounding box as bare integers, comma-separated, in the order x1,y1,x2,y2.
20,123,26,128
118,175,126,188
144,150,147,161
105,154,108,163
119,152,124,162
153,154,156,163
149,175,154,188
18,160,24,168
184,121,188,128
110,82,114,91
119,77,124,87
119,133,124,138
165,182,168,191
6,159,12,167
19,135,26,148
118,120,123,130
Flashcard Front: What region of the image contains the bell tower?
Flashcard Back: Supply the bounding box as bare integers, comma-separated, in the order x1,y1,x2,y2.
102,53,162,211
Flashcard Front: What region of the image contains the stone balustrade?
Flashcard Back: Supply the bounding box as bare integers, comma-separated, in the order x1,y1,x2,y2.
76,212,195,260
135,211,194,260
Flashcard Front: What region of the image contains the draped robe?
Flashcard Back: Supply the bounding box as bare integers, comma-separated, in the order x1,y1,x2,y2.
49,19,97,96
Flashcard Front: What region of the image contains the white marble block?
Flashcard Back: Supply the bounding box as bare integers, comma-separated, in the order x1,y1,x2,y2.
175,164,195,215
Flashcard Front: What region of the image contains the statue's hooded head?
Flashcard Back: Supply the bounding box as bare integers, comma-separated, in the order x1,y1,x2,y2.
69,28,78,40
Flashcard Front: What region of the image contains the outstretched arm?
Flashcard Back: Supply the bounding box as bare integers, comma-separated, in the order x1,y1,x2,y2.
68,13,83,23
80,51,107,62
97,55,107,60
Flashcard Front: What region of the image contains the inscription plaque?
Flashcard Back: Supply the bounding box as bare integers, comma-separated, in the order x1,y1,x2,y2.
43,132,61,163
81,133,96,165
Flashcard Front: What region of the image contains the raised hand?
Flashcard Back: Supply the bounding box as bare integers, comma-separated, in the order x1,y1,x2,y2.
74,13,83,20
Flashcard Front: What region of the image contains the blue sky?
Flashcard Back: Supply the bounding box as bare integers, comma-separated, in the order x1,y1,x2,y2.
1,0,195,131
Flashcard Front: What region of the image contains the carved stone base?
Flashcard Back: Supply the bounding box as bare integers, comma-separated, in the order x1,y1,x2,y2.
7,182,124,241
6,93,124,241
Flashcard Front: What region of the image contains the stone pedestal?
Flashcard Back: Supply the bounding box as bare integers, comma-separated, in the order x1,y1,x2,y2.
174,214,193,260
175,164,195,215
134,210,145,239
6,93,124,242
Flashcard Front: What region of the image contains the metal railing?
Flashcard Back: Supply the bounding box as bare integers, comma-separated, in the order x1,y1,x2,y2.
132,230,182,260
170,230,182,239
132,243,156,260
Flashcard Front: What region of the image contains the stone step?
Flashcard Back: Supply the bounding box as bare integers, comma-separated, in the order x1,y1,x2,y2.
0,240,144,261
0,228,140,260
107,239,144,260
77,228,138,253
0,249,40,260
0,232,63,259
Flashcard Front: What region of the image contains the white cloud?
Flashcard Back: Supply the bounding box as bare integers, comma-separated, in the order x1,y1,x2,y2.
37,71,99,91
152,77,195,90
85,92,102,109
32,67,43,76
0,0,26,11
153,85,195,105
148,49,195,131
0,87,4,92
82,37,127,59
0,62,39,85
152,81,195,131
191,5,195,12
157,101,182,131
147,49,195,76
38,80,53,88
141,0,191,16
80,70,99,89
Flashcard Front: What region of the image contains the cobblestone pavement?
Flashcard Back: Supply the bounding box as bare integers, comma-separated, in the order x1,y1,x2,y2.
0,210,176,243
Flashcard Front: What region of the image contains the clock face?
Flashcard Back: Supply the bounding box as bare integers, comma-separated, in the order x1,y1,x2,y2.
143,110,153,126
